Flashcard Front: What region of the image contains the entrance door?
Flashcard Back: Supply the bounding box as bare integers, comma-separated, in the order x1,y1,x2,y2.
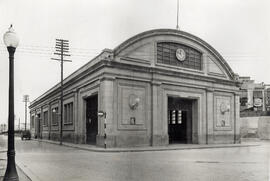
85,95,98,144
168,97,192,144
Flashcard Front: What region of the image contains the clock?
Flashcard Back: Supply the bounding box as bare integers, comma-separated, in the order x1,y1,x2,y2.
176,48,186,61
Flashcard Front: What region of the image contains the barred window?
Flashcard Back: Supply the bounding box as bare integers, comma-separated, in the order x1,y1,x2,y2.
157,42,202,70
64,102,73,124
168,110,182,125
52,107,58,125
43,111,48,126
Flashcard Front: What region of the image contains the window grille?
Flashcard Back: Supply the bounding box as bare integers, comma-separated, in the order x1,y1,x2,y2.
157,42,202,70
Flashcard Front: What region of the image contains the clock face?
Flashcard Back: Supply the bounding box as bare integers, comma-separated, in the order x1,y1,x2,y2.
176,48,186,61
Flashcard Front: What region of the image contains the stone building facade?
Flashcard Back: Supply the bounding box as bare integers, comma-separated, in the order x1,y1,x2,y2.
29,29,241,147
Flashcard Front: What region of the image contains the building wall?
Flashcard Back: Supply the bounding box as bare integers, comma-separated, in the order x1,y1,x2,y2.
29,29,240,147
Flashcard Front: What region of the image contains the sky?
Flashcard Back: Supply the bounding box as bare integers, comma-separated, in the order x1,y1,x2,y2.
0,0,269,127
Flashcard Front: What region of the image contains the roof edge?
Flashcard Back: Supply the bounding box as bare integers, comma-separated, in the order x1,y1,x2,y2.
113,28,236,80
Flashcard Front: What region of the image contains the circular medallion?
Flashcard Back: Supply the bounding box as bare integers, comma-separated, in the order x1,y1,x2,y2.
129,94,140,110
176,48,186,61
220,102,230,114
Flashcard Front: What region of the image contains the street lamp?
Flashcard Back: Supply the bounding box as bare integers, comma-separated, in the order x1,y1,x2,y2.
3,25,19,181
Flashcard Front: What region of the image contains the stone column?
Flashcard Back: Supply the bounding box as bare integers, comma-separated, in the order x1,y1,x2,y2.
206,88,214,144
97,76,115,147
262,90,266,111
73,90,79,143
234,92,241,143
48,104,51,140
151,81,167,146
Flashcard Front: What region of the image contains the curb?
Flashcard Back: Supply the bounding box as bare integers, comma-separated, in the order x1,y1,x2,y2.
16,161,41,181
16,163,32,181
34,139,260,153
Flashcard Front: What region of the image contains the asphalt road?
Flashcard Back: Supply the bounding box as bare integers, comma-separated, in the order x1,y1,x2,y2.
0,135,269,181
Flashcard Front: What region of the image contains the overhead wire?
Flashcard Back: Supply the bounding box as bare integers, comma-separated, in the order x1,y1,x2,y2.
0,43,266,65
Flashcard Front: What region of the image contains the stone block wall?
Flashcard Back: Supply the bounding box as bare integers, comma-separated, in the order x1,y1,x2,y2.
240,116,270,139
258,116,270,139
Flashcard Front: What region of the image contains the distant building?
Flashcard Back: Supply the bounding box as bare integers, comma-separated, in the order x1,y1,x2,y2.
266,88,270,111
0,124,7,133
29,29,241,147
239,76,270,116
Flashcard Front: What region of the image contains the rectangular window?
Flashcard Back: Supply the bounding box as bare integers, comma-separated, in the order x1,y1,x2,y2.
52,107,58,125
169,110,183,125
43,111,48,126
31,115,35,128
64,102,73,124
240,97,248,106
177,110,182,124
171,110,176,124
253,91,263,98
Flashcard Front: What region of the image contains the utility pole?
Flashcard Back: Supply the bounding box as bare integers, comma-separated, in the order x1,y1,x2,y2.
51,39,71,145
176,0,180,30
22,95,29,131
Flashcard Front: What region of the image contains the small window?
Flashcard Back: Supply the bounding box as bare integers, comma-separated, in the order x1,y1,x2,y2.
240,97,248,106
64,102,73,124
31,115,35,128
172,110,176,124
51,107,59,125
177,110,182,124
43,111,48,126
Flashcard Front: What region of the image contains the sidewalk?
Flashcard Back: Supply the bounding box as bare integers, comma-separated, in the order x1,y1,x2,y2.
0,157,31,181
36,138,260,153
12,137,266,181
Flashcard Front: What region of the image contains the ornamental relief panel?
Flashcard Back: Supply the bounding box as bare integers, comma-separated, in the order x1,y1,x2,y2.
214,95,233,131
117,81,148,130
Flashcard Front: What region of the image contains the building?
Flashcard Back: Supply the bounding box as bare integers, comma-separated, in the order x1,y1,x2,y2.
239,76,270,116
29,29,241,147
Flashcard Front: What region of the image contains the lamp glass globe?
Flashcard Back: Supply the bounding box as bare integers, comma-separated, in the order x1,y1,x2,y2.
3,25,19,48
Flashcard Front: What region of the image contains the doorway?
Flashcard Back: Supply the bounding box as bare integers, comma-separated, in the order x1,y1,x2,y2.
168,97,193,144
85,95,98,144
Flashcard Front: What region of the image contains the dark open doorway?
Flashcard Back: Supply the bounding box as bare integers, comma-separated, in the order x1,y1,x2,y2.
85,95,98,144
168,97,192,144
36,113,41,139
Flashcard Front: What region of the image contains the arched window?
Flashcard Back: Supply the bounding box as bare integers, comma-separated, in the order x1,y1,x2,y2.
157,42,202,70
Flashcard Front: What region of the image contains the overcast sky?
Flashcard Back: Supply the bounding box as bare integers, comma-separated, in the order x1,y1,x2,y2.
0,0,269,127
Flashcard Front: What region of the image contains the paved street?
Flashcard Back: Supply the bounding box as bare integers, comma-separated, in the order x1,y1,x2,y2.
0,135,269,181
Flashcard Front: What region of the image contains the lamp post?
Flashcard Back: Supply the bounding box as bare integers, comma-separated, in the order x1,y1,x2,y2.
3,25,19,181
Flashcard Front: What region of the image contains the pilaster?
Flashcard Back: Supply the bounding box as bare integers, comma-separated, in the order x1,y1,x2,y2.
97,76,115,147
206,88,214,144
234,92,241,143
151,81,167,146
